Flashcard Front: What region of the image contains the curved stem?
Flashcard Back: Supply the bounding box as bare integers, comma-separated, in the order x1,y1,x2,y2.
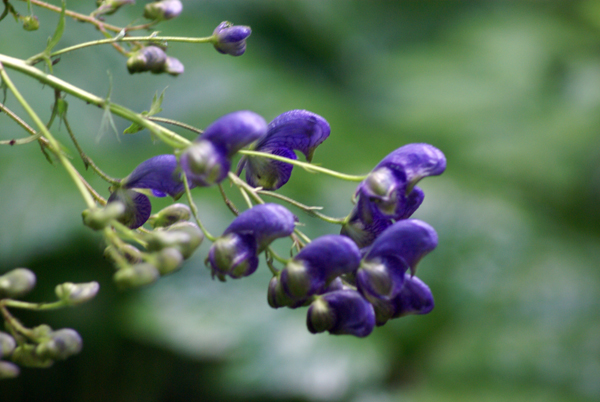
238,150,368,182
1,299,68,311
182,173,216,242
0,102,49,146
0,61,96,208
0,54,191,149
256,189,345,225
49,35,214,59
148,116,203,135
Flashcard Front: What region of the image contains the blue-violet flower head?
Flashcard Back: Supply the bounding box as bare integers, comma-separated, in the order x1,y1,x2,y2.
213,21,252,56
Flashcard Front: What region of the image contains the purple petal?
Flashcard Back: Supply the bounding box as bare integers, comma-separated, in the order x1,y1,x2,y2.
365,219,438,276
108,189,152,229
256,110,330,162
240,147,296,190
208,233,259,280
213,22,252,56
123,154,184,198
280,235,361,298
356,254,408,301
340,207,393,249
376,143,446,187
307,290,375,337
199,111,267,157
223,203,296,251
391,274,434,317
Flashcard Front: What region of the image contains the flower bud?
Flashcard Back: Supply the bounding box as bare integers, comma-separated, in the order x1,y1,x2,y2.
0,361,20,379
153,247,184,276
31,324,53,340
0,268,36,298
82,202,126,230
36,329,82,360
126,46,167,74
164,56,184,76
208,233,258,280
21,15,40,31
0,332,16,358
179,140,226,187
148,203,191,229
113,263,160,289
55,281,100,305
143,0,183,21
104,244,143,264
212,21,252,56
95,0,134,16
11,344,53,368
165,221,204,259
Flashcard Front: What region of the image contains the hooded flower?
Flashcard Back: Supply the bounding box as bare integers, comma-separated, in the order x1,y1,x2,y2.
208,203,296,280
306,289,376,337
180,111,267,187
212,21,252,56
341,143,445,248
356,219,438,302
237,110,330,190
108,154,185,229
279,235,361,300
369,273,434,326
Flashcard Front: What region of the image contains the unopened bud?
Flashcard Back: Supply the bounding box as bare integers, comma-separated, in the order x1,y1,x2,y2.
21,15,40,31
165,222,204,259
153,247,184,275
82,202,125,230
36,329,82,360
0,268,36,298
148,203,191,229
164,56,184,76
0,361,20,378
208,233,256,279
127,46,167,74
31,324,53,341
11,344,53,368
212,21,252,56
113,263,160,289
95,0,134,16
55,282,100,305
143,0,183,21
0,332,16,358
104,244,144,264
179,140,225,186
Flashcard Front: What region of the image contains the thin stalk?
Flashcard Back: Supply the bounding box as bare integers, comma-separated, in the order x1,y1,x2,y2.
182,173,216,242
0,102,49,146
218,183,240,216
257,189,345,225
0,62,96,208
0,305,34,338
148,116,203,135
1,299,68,311
239,150,368,182
0,54,191,149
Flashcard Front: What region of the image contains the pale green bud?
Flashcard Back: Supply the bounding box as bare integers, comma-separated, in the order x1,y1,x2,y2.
113,263,160,289
0,268,36,298
36,329,82,360
0,332,16,358
148,203,191,229
165,222,204,259
55,282,100,305
11,344,53,368
82,202,125,230
153,248,184,276
21,15,39,31
0,361,20,378
104,244,143,264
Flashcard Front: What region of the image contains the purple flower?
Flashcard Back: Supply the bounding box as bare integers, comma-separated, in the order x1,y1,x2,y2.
212,21,252,56
180,111,267,187
356,219,438,302
237,110,330,190
307,290,375,337
279,235,361,300
208,204,296,280
108,155,185,229
369,274,434,326
342,143,445,248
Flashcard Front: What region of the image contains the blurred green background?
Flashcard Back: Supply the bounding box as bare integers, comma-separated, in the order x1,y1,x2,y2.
1,1,600,401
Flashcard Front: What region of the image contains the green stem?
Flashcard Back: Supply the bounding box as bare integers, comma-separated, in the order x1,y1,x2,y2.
0,61,96,208
49,35,214,59
148,116,203,135
238,150,368,182
0,305,34,338
64,115,120,185
1,299,68,311
218,183,240,216
111,221,148,248
0,54,191,149
0,102,49,147
182,173,216,242
256,189,345,225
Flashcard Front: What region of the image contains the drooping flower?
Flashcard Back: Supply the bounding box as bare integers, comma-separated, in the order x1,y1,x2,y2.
208,204,296,280
279,235,361,300
369,273,434,326
212,21,252,56
108,154,185,229
356,219,438,302
341,143,445,248
180,111,267,187
306,289,376,337
237,110,330,190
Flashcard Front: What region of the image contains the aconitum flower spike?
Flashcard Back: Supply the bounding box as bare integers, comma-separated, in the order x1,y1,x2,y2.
107,154,186,229
212,21,252,56
357,220,438,301
143,0,182,21
208,204,296,280
237,110,330,190
180,111,267,187
307,290,375,337
279,235,361,300
370,274,434,326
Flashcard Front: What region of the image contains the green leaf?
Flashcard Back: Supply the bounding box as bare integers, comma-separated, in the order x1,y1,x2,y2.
46,0,66,54
123,88,167,134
